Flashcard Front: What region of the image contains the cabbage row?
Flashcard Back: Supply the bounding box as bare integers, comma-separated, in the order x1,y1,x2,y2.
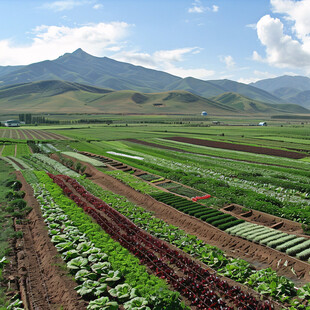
24,170,186,310
227,223,310,262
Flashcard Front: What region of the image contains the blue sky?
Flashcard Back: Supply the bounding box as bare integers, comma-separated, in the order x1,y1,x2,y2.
1,0,310,83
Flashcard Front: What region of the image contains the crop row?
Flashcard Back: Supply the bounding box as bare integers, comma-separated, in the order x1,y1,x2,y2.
227,223,310,262
49,173,273,309
151,192,244,230
36,184,150,309
78,177,306,306
24,170,186,310
93,142,310,224
105,170,162,195
31,153,80,178
62,151,106,167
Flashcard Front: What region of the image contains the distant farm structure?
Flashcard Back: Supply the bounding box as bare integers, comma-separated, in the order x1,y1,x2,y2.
258,121,267,126
4,120,20,127
201,111,208,116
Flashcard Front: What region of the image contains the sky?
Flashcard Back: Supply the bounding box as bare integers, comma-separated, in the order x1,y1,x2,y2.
1,0,310,83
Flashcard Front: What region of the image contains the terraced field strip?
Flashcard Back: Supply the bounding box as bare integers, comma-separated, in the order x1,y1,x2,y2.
27,129,50,140
16,144,32,157
80,151,206,198
165,137,307,159
11,130,19,139
1,129,7,138
17,129,27,140
1,144,16,156
22,129,38,140
41,130,70,140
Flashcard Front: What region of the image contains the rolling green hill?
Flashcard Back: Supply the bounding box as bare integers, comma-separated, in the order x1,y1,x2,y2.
210,92,310,114
0,80,308,115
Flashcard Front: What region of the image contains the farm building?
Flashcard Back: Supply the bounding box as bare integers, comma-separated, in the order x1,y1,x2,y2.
258,121,267,126
4,120,20,127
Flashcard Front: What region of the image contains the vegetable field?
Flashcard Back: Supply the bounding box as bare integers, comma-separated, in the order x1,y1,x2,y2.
0,118,310,309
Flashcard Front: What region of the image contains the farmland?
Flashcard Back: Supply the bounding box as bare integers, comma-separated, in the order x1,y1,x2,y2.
0,117,310,309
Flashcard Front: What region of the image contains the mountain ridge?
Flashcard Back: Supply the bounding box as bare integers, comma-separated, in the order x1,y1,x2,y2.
0,49,287,105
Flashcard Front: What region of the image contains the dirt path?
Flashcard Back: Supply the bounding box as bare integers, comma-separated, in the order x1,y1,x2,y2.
15,171,87,310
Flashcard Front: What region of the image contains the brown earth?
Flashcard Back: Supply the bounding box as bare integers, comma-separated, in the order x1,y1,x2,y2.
14,171,87,310
165,136,307,159
63,160,310,286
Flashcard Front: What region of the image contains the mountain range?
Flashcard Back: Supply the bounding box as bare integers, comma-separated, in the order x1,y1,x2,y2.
0,48,310,115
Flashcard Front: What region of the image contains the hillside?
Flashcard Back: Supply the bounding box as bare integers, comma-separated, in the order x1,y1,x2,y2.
0,49,181,93
250,75,310,93
0,80,308,115
250,75,310,108
0,49,287,105
210,92,310,114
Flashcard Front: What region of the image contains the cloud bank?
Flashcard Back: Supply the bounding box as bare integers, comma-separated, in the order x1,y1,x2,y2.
254,0,310,72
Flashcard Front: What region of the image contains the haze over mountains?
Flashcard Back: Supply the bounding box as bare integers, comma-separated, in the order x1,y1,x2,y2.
0,48,310,115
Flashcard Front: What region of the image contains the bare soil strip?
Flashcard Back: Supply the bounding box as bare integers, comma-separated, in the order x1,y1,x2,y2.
165,137,307,159
0,144,4,156
15,172,87,310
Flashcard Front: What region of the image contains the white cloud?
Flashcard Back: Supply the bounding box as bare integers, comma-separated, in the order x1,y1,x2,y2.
254,1,310,72
0,21,213,79
188,6,204,13
221,55,235,69
113,48,214,79
212,5,219,12
271,0,310,39
246,23,257,29
188,0,218,14
42,0,90,11
0,22,130,65
93,3,103,10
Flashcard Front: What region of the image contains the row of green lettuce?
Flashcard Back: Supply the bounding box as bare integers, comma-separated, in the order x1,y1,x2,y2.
23,169,187,310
